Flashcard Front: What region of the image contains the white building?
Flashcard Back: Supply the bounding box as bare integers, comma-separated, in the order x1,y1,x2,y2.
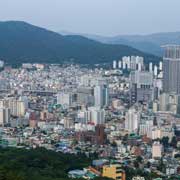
139,120,153,137
130,56,136,70
122,56,130,69
90,107,105,125
121,56,144,71
137,62,142,71
77,110,89,124
125,108,140,132
132,177,145,180
77,107,105,125
154,65,158,76
118,60,122,69
151,127,174,140
113,60,117,69
57,92,73,108
149,62,153,72
0,108,10,125
159,61,163,71
136,56,144,64
0,98,25,117
0,60,4,68
151,128,161,139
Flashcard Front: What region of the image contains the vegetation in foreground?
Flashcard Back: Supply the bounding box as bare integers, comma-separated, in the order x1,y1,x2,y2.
0,147,112,180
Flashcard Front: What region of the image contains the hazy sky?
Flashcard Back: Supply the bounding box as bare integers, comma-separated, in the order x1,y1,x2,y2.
0,0,180,36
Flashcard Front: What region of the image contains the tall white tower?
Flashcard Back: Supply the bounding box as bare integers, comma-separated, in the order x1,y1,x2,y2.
159,61,163,71
137,63,142,71
149,62,153,72
154,65,158,76
118,61,122,69
125,108,140,132
113,60,117,69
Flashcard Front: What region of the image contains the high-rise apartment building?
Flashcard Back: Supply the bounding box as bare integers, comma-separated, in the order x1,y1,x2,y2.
113,60,117,69
0,98,25,117
149,62,153,72
125,108,140,132
94,85,109,108
159,93,180,114
0,108,10,125
77,107,105,125
163,45,180,94
130,71,153,104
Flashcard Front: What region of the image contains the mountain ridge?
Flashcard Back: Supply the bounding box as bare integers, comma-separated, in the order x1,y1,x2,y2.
0,21,160,65
59,30,180,56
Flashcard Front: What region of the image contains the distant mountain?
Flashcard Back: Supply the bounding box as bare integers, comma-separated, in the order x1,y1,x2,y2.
60,31,180,56
0,21,160,66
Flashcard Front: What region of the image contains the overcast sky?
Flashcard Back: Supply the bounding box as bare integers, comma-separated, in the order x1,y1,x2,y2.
0,0,180,36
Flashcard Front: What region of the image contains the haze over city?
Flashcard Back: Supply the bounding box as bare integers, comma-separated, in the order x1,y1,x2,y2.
0,0,180,36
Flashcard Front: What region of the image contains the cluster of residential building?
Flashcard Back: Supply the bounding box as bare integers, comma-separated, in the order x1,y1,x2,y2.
0,45,180,179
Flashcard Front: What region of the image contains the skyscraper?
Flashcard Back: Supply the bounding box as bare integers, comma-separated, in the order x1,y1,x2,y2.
154,65,158,76
94,85,109,108
149,62,153,72
0,108,10,125
0,98,25,117
113,60,117,69
130,71,153,105
118,60,122,69
163,45,180,94
77,107,105,125
125,108,140,132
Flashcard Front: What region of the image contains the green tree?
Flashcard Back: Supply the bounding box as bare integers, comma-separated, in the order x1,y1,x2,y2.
157,158,166,173
0,147,91,180
136,156,143,163
161,136,169,147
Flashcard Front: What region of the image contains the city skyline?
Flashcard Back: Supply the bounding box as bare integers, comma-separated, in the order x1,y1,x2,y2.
1,1,180,179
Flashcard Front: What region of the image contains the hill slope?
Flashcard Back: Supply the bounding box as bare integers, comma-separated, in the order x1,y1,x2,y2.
67,31,180,56
0,21,160,65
